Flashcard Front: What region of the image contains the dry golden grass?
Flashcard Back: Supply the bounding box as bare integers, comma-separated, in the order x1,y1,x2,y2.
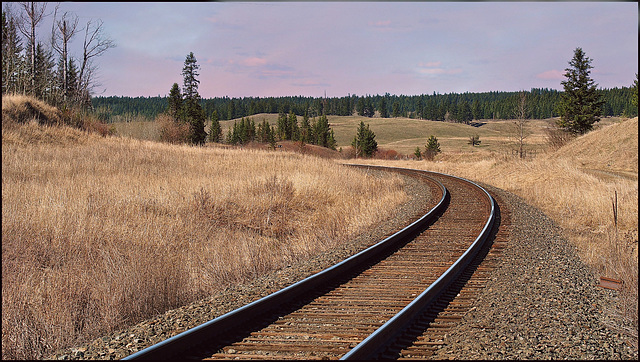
3,95,636,358
2,93,63,127
2,115,408,358
345,117,638,339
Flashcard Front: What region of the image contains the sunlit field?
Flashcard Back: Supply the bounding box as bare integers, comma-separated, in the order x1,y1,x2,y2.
2,110,408,359
3,94,637,358
345,117,638,340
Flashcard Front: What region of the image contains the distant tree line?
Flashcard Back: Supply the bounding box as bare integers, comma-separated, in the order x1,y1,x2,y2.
91,86,637,125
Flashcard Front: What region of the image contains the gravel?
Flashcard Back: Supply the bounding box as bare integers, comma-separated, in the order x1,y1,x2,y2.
429,184,638,360
50,173,638,360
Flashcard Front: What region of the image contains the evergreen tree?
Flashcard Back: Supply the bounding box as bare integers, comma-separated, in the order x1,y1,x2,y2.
379,97,388,118
356,97,365,116
472,100,482,120
351,121,377,158
276,111,288,140
246,117,256,142
313,114,336,149
2,9,24,94
181,52,206,144
182,52,200,101
457,101,473,124
63,57,80,104
363,97,375,117
468,134,481,146
415,97,424,119
557,47,605,134
184,98,207,144
414,146,422,160
288,111,299,141
632,73,638,108
300,113,312,143
424,135,441,160
327,129,337,150
33,42,56,102
392,101,401,118
227,99,236,120
208,110,222,143
167,83,183,119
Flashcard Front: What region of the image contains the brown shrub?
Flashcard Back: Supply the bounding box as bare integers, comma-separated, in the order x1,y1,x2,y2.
544,121,575,149
375,148,401,160
157,113,190,144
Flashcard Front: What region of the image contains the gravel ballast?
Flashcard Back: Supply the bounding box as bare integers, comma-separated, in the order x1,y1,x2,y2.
429,184,638,360
51,172,638,360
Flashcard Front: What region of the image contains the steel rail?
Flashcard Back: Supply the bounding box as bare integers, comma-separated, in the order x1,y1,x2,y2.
123,166,447,360
340,167,496,360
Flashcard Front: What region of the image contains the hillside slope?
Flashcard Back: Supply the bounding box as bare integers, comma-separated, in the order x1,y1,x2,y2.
548,117,638,174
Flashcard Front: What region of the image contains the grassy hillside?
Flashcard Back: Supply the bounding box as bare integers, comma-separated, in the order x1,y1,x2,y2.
2,96,408,360
345,117,638,337
549,117,638,174
114,112,627,158
8,94,636,357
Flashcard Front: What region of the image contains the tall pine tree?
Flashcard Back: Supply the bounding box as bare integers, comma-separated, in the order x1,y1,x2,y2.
181,52,206,144
557,47,605,134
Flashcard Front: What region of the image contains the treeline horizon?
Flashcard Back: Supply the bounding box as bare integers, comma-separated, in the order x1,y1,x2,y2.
92,86,637,124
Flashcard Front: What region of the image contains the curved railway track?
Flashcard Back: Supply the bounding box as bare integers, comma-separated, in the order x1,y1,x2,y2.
124,166,499,360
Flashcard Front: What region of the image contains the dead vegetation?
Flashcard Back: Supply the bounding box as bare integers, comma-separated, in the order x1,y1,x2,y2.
2,94,636,357
346,117,638,341
2,95,408,360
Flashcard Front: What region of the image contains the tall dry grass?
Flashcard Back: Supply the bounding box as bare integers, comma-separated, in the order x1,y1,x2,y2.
2,123,407,359
346,118,638,340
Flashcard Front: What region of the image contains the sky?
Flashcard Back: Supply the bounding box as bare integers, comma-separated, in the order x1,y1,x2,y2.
14,1,639,99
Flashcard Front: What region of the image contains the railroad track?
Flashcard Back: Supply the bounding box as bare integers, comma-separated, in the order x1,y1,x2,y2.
124,166,500,360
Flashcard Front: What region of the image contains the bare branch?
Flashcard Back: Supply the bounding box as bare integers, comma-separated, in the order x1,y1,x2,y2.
513,91,530,159
79,18,115,97
16,2,50,91
50,5,79,100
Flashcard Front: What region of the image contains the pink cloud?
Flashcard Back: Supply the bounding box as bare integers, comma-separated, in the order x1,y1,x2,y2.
418,68,462,75
417,62,461,75
418,61,442,68
536,69,564,80
242,57,268,67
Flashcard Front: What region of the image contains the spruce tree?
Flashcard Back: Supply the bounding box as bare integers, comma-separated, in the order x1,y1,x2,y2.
288,111,299,141
379,97,388,118
414,146,422,160
2,9,24,94
351,121,377,158
632,73,638,108
181,52,206,144
557,47,605,134
209,110,222,143
424,135,441,160
300,113,312,143
392,101,401,118
314,114,335,148
276,111,288,140
167,83,183,119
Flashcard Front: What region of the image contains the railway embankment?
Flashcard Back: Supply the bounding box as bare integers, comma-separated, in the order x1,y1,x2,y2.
51,177,638,360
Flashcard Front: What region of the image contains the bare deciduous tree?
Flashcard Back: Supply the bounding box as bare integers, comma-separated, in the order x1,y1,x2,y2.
78,18,115,106
513,91,530,159
16,2,48,93
50,5,79,101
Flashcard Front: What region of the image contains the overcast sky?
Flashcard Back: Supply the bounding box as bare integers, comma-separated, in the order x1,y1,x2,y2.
17,1,639,98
